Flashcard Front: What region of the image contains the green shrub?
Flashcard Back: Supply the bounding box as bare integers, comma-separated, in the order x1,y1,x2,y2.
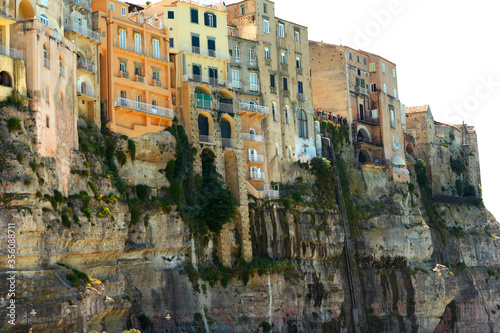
261,321,272,332
457,262,467,271
24,179,31,186
408,183,415,193
29,159,37,172
61,213,71,228
97,206,111,218
81,207,92,219
282,198,291,210
165,160,175,182
7,118,21,131
128,139,136,161
292,191,302,202
116,150,127,166
455,179,464,196
488,269,497,277
88,182,98,197
54,190,64,203
450,158,467,174
136,184,149,201
463,184,476,197
138,314,151,330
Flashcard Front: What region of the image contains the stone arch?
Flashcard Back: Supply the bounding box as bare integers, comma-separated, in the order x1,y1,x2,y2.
224,150,239,201
358,149,372,163
356,125,371,142
0,71,12,87
220,114,235,139
18,0,35,20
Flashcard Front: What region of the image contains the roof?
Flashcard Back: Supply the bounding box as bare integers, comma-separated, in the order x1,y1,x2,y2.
405,105,429,114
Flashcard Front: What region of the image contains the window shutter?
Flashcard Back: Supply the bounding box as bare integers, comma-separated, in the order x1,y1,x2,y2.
213,14,217,27
207,38,215,51
191,9,198,23
191,35,200,47
369,63,376,72
204,12,209,26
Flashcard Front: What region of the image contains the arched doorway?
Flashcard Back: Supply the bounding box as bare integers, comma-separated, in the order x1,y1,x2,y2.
0,71,12,87
356,127,371,143
221,114,235,148
224,150,239,202
198,112,214,143
358,149,371,163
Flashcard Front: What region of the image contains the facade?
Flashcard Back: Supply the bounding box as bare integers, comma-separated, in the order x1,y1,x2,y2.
227,0,318,184
309,41,409,182
64,0,101,127
94,0,174,137
406,105,481,197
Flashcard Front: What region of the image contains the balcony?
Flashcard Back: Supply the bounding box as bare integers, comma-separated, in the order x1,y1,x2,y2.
199,135,215,144
232,81,241,89
0,7,15,20
239,102,269,115
114,40,168,61
355,116,380,126
248,154,264,163
183,74,232,88
114,97,174,119
16,20,75,52
297,93,307,101
218,101,234,114
222,138,236,148
77,59,96,73
179,44,230,61
77,86,95,99
249,57,257,66
153,79,163,88
242,133,263,143
64,23,101,42
249,171,265,181
264,184,279,198
67,0,92,11
354,137,383,149
359,158,390,168
120,71,130,79
0,46,23,60
355,86,369,96
135,75,145,83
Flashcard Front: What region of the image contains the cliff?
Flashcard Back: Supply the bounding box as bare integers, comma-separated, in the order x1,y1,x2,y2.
1,107,499,333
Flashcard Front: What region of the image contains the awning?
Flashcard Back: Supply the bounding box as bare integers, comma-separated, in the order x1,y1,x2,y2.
392,156,406,167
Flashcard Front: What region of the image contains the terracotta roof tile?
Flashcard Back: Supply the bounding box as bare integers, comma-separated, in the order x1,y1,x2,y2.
405,105,429,114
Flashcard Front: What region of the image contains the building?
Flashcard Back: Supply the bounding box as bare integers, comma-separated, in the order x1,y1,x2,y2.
309,41,409,182
227,0,319,184
93,0,175,137
144,0,252,266
406,105,481,197
64,0,102,127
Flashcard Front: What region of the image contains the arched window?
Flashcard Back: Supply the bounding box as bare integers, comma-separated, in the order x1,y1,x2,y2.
249,100,256,111
0,71,12,87
43,44,49,68
249,149,257,161
298,110,308,138
272,102,277,121
80,81,87,95
249,128,256,135
40,14,49,26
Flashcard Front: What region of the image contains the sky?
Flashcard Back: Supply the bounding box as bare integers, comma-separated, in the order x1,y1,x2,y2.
131,0,500,220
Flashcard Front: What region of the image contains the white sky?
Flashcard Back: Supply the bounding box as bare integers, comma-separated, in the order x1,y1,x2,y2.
131,0,500,220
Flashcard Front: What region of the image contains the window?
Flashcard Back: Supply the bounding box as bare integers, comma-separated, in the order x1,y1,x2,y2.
249,49,256,65
383,83,387,94
169,38,174,48
235,46,240,62
263,19,269,34
370,83,377,92
40,14,49,26
298,81,303,94
357,55,360,63
288,147,292,158
190,8,198,24
136,94,142,105
134,33,142,53
281,51,286,64
250,73,258,91
231,69,240,87
152,38,160,58
382,63,386,73
282,77,288,91
192,64,201,81
45,87,49,103
240,5,245,15
263,3,267,13
264,47,270,60
278,23,284,38
43,44,49,68
205,12,217,27
168,11,174,19
296,56,301,69
110,3,114,11
299,110,308,138
390,108,395,128
207,37,216,57
40,0,48,6
270,74,275,87
285,105,290,124
121,6,126,16
119,62,126,72
349,52,352,60
119,29,126,49
152,70,160,81
46,115,50,128
275,144,279,156
134,66,142,77
393,68,396,78
59,56,64,77
364,57,367,65
191,34,200,53
272,103,277,121
208,67,218,85
295,31,300,42
394,89,397,99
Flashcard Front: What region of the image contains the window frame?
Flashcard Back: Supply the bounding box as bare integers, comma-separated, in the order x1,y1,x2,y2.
298,110,308,138
278,22,285,38
263,19,270,34
121,6,126,16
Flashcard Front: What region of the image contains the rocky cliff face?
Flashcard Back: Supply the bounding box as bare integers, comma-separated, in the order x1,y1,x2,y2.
1,107,499,333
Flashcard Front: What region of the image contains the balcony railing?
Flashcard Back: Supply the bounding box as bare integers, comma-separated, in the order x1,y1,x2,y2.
77,86,95,98
248,154,264,163
114,40,168,61
359,158,390,167
264,184,279,198
68,0,92,11
239,102,269,114
199,135,215,144
355,86,369,96
114,97,174,119
242,133,263,142
179,44,230,60
353,137,383,147
16,19,75,52
135,75,145,83
64,23,101,42
153,79,163,88
250,171,265,181
77,59,96,73
355,116,380,125
297,93,307,101
222,138,236,148
183,74,232,88
218,102,233,113
0,46,23,60
232,81,241,89
120,71,130,79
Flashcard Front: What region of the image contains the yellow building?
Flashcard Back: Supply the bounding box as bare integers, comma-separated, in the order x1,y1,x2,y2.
93,0,175,137
0,4,26,99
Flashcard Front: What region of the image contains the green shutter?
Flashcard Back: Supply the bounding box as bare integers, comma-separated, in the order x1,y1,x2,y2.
213,14,217,27
191,9,198,23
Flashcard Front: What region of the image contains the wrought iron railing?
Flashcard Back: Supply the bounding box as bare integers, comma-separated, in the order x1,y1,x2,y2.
114,97,174,119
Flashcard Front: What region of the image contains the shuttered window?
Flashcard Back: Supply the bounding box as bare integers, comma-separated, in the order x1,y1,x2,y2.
191,8,198,23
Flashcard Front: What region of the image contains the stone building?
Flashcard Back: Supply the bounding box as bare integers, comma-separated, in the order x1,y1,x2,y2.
309,41,409,182
227,0,318,184
11,0,79,194
406,105,481,197
144,0,252,266
64,0,101,127
93,0,174,137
